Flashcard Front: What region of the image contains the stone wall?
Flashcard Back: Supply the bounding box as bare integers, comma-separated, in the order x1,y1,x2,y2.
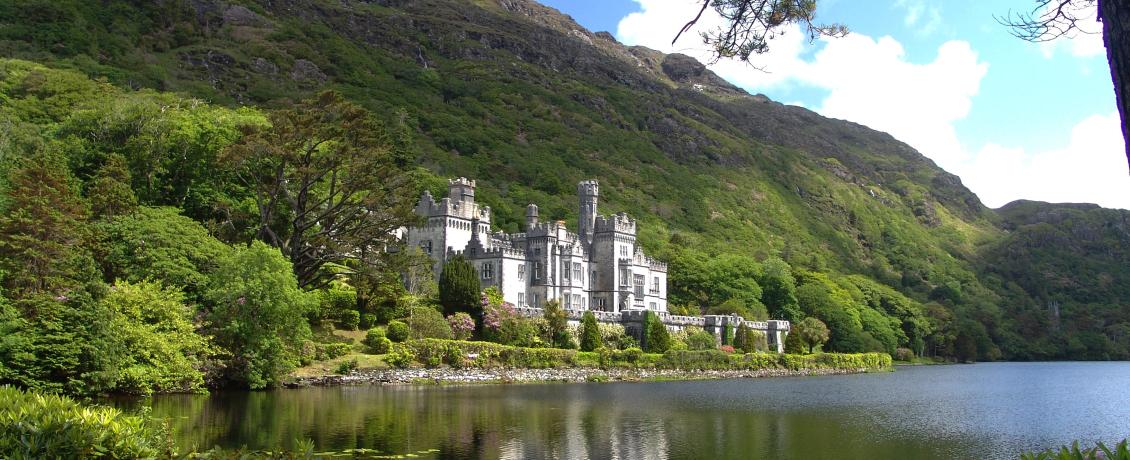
513,307,790,353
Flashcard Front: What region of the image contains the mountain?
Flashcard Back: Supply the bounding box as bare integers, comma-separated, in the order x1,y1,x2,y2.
1,0,1126,359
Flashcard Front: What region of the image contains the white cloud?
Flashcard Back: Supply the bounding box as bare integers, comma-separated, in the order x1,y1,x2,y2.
616,0,1130,210
896,0,942,36
617,0,988,171
958,112,1130,209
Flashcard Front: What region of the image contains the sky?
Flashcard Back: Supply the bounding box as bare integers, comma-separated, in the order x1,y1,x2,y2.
540,0,1130,210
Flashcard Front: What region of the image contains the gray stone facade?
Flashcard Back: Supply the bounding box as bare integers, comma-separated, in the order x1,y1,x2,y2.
406,177,667,313
405,177,790,353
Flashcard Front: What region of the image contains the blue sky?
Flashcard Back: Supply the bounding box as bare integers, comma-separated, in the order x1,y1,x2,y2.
541,0,1130,209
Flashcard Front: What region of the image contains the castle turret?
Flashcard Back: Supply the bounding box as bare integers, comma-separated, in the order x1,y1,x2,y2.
578,180,599,243
448,177,475,203
526,203,539,230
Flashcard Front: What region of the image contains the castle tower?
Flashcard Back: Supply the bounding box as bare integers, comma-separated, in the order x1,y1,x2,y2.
448,177,475,202
578,180,599,243
526,203,539,230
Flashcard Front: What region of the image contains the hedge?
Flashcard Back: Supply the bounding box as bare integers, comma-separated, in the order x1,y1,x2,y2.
390,340,892,372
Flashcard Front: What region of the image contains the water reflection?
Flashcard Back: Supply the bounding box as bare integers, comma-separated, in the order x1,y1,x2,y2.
114,363,1130,459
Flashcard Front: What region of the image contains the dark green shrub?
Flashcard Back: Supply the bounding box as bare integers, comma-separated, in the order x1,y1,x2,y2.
360,313,377,330
337,309,360,331
617,334,639,350
320,288,356,322
385,346,414,368
387,321,410,342
0,386,173,458
314,342,352,361
643,311,671,353
438,255,480,316
580,311,601,352
686,330,717,350
335,359,358,375
405,306,453,340
362,327,386,349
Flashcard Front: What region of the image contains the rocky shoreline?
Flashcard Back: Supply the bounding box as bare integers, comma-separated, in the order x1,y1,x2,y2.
285,366,879,387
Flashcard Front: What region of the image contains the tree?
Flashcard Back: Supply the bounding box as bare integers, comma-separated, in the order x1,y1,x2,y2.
643,311,672,353
673,0,846,63
87,153,138,220
404,306,453,340
796,317,831,353
204,241,316,389
758,258,802,322
998,1,1130,170
784,327,806,353
97,206,231,301
542,299,570,348
100,280,216,395
686,330,718,350
580,311,602,351
221,90,418,288
733,323,754,353
0,152,98,298
438,255,480,316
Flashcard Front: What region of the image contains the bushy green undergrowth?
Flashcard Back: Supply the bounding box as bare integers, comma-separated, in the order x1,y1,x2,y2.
0,386,173,458
1021,440,1130,460
390,339,891,372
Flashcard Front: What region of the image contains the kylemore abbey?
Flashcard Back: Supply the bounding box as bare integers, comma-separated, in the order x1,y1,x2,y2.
405,178,790,352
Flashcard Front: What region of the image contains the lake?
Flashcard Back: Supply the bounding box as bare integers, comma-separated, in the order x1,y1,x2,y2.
116,362,1130,459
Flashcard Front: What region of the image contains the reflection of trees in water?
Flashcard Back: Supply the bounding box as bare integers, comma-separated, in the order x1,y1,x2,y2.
128,384,973,458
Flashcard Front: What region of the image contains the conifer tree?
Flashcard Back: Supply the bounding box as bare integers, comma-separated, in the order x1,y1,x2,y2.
0,152,98,298
643,311,671,353
734,323,752,353
87,153,137,219
438,255,480,316
580,311,601,351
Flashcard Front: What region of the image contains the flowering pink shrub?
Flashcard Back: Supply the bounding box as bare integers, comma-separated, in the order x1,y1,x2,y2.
719,345,736,354
447,312,475,340
483,301,517,332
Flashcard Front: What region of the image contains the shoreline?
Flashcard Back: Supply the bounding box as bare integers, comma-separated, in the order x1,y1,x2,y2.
286,366,883,387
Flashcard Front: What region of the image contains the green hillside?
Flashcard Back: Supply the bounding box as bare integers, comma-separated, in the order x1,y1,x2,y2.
0,0,1127,364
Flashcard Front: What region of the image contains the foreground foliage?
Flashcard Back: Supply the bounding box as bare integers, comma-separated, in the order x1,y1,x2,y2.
1021,440,1130,460
0,386,172,459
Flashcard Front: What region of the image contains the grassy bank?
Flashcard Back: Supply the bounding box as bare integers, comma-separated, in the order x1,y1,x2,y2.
389,339,892,372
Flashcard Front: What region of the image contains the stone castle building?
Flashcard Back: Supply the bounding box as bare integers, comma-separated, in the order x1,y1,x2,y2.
406,178,668,313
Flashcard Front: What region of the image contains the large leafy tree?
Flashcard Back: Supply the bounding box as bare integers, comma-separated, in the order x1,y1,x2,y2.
97,206,231,301
100,280,216,395
796,316,831,353
204,241,316,389
222,90,417,288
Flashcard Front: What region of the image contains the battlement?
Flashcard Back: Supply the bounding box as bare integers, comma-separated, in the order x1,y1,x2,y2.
594,212,636,235
448,177,475,188
413,191,490,222
578,180,599,197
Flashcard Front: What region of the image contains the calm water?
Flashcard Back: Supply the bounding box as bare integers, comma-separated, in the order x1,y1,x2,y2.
116,362,1130,459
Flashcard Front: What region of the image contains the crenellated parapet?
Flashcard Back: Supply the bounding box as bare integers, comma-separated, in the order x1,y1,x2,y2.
594,212,636,235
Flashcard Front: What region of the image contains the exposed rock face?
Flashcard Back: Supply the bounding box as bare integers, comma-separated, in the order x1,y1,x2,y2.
251,57,278,75
289,59,327,84
223,5,268,27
